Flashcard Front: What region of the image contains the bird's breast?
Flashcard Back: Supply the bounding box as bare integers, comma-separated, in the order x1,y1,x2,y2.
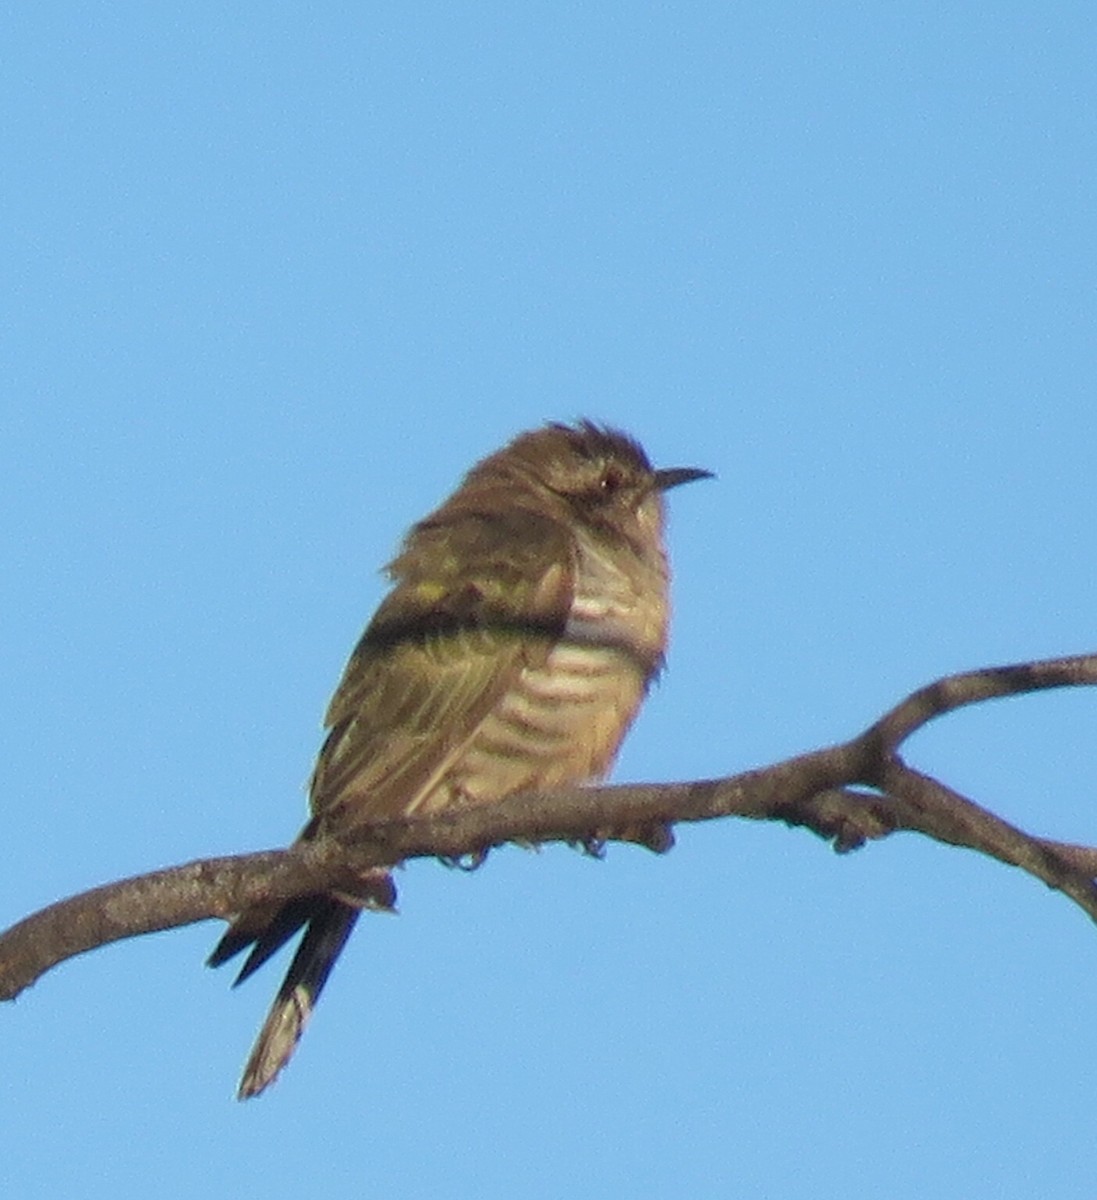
427,640,648,812
411,531,669,814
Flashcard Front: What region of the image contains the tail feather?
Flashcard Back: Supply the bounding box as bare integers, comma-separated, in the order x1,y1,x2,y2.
208,896,360,1099
235,902,360,1099
236,898,359,1099
208,895,319,985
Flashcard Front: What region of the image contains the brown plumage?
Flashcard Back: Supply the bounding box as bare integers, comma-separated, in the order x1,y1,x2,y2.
208,420,709,1097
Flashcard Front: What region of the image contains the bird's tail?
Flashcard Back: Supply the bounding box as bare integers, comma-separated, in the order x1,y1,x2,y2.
208,895,361,1099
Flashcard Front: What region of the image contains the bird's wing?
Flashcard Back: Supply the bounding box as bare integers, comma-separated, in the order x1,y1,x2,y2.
309,506,575,826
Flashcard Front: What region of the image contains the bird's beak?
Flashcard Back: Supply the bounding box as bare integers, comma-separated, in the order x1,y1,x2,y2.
653,466,714,492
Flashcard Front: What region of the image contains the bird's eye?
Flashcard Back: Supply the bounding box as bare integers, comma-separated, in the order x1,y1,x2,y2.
597,465,627,495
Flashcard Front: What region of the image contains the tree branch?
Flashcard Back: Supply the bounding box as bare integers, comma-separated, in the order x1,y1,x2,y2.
3,653,1096,1002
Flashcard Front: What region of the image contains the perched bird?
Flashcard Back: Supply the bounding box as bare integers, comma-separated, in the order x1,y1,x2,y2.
209,420,710,1098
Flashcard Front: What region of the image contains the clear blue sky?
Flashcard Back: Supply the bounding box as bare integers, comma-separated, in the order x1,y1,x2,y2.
3,4,1096,1197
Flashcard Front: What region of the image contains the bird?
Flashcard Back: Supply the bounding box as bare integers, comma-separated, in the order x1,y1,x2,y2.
208,420,710,1098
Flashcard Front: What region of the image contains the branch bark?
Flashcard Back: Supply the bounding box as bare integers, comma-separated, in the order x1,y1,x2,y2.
3,653,1097,1002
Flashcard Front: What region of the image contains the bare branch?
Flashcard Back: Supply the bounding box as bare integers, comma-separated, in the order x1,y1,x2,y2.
3,653,1097,1003
865,654,1097,747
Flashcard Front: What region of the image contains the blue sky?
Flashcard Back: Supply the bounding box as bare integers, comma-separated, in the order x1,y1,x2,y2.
2,4,1096,1197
